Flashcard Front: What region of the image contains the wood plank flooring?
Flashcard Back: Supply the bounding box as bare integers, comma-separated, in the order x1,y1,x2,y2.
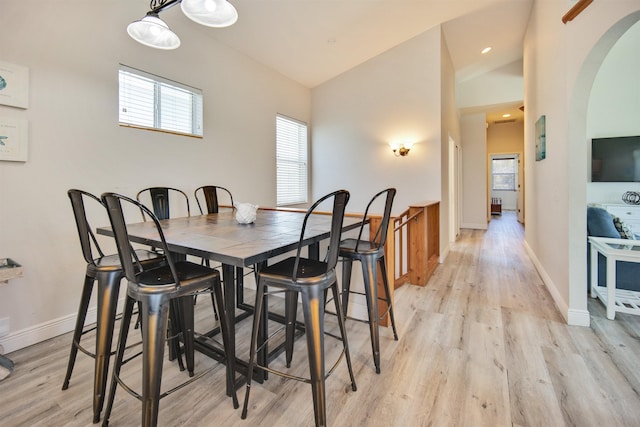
2,211,640,426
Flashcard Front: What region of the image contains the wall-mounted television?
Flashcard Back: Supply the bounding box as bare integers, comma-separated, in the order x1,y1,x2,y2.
591,135,640,182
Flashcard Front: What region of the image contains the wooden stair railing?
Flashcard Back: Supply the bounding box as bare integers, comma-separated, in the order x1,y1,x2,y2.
370,201,440,326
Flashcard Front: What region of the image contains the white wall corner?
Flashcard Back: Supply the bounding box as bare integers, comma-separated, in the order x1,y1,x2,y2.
440,244,450,263
523,240,572,324
567,308,591,327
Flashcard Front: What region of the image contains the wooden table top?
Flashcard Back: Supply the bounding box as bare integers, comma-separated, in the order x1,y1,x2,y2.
98,208,363,268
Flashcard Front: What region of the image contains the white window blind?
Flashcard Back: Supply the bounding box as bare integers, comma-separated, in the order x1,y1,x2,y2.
119,65,203,137
276,114,308,206
492,157,517,191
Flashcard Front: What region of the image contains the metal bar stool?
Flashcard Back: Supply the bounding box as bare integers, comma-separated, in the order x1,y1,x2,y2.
100,192,238,427
241,190,357,427
136,187,191,221
62,189,165,423
136,186,191,361
194,184,254,314
339,188,398,373
194,185,234,215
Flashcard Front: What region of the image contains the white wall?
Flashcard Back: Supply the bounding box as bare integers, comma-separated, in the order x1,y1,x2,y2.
461,113,488,229
457,60,525,109
523,0,640,326
311,28,444,215
0,1,310,351
586,20,640,204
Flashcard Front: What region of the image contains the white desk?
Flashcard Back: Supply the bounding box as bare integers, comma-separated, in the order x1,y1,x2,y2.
589,236,640,319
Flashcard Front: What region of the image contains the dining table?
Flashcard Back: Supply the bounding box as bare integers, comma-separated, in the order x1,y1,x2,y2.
97,207,363,399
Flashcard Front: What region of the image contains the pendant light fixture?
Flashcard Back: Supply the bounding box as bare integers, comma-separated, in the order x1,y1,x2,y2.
127,0,238,50
127,12,181,50
181,0,238,28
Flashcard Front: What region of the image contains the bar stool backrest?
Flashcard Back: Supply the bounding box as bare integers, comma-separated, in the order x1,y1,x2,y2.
292,189,350,281
136,187,190,221
194,185,234,214
102,192,179,288
68,189,107,265
354,188,396,252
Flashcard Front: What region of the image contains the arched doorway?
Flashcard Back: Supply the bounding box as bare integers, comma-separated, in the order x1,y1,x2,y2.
569,11,640,323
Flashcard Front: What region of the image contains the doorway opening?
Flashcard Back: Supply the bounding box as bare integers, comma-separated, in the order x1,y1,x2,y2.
489,153,523,223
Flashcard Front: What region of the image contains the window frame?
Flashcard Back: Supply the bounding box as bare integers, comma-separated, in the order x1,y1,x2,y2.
118,64,203,138
491,156,518,191
276,114,309,206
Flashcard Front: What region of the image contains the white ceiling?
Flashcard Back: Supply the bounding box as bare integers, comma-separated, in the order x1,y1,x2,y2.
153,0,533,116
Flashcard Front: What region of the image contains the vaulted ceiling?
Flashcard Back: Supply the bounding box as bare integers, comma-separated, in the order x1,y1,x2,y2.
145,0,534,119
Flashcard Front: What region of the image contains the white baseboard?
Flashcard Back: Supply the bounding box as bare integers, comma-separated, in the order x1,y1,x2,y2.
440,245,449,264
461,222,488,230
523,241,591,327
568,308,591,326
0,275,259,354
0,303,102,354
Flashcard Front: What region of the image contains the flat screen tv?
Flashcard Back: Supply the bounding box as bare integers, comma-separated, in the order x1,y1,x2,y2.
591,135,640,182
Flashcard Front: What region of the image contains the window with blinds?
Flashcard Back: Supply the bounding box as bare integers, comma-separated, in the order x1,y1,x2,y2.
492,157,517,191
276,114,308,206
118,65,203,137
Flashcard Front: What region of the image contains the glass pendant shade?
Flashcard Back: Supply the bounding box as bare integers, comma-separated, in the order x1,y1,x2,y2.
181,0,238,28
127,13,181,50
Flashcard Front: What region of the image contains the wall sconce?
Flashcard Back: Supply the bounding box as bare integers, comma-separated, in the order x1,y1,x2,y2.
390,142,413,157
128,0,238,50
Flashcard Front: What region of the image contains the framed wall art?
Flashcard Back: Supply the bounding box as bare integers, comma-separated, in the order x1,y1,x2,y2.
535,115,546,161
0,118,28,162
0,60,29,109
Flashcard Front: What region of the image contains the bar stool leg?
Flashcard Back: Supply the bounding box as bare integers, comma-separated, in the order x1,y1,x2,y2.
300,285,327,427
341,259,353,317
284,290,298,368
361,255,382,374
378,256,398,341
62,274,94,391
102,296,135,427
92,271,122,423
330,282,357,391
167,300,186,372
210,278,239,408
179,295,196,377
241,278,266,420
140,293,171,427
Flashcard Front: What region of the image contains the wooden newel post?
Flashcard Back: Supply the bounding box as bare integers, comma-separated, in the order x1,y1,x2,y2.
407,202,440,287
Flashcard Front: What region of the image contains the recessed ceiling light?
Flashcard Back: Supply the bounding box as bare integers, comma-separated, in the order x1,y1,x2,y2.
502,113,511,118
481,47,492,54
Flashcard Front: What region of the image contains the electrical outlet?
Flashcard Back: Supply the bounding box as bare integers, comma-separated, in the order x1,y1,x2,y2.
0,317,9,338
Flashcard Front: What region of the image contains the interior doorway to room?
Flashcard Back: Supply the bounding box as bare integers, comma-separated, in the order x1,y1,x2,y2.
489,153,523,223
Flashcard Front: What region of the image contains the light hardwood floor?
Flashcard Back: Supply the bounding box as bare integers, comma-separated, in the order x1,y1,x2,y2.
2,211,640,426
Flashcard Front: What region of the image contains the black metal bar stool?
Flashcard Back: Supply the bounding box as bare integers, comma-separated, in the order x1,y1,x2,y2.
136,187,191,221
136,186,192,361
194,185,234,215
194,184,255,314
241,190,357,427
62,189,165,423
100,192,238,427
339,188,398,374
